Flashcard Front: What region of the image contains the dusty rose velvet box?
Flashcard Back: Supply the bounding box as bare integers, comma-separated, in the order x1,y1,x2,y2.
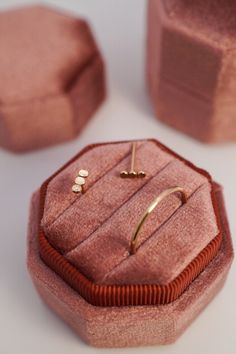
27,139,233,347
147,0,236,143
0,6,105,152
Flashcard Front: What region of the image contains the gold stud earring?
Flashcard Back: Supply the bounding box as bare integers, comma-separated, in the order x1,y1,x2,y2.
120,142,146,179
72,169,89,193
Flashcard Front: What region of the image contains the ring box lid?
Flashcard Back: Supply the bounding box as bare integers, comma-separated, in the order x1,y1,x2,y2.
0,5,97,105
40,140,220,286
165,0,236,46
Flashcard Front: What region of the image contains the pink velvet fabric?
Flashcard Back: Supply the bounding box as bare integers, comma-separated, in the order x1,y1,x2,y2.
42,140,218,285
28,188,233,347
42,141,141,228
147,0,236,143
0,6,105,151
0,6,95,103
165,0,236,41
1,94,75,151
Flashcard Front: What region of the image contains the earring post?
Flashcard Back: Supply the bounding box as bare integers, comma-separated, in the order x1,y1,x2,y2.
130,142,136,172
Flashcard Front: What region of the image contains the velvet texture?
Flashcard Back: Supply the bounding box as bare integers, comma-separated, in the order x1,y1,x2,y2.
147,0,236,143
42,140,218,285
28,185,233,347
0,6,105,152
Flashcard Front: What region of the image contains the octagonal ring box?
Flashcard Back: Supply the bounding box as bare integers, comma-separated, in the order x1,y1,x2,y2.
27,139,233,347
0,6,105,152
147,0,236,143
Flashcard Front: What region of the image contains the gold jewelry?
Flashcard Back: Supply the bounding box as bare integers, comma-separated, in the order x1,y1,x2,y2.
130,186,187,255
120,142,146,178
72,169,89,193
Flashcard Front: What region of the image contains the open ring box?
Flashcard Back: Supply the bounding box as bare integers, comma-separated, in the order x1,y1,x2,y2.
27,139,233,347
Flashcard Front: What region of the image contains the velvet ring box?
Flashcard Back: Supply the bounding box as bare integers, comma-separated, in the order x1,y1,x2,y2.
27,139,233,347
0,6,105,152
147,0,236,143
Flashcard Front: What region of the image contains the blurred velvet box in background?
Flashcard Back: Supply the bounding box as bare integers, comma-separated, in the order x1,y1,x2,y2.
147,0,236,143
0,6,106,152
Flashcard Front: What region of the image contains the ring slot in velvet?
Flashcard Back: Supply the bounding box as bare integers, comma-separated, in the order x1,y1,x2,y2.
42,141,176,252
38,139,223,307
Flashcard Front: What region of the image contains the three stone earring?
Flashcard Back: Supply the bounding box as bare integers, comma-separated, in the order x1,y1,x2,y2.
72,169,89,193
120,142,146,178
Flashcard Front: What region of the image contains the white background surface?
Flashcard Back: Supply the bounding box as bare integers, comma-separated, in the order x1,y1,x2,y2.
0,1,236,353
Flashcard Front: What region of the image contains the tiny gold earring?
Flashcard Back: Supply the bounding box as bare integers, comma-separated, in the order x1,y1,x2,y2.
120,142,146,178
72,169,89,193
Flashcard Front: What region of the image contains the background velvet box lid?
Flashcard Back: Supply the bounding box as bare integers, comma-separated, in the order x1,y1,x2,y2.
0,5,105,152
147,0,236,143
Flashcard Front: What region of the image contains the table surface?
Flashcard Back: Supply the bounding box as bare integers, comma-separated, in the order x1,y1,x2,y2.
0,1,235,353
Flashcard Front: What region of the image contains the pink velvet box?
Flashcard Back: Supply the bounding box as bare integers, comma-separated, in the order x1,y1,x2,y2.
147,0,236,143
0,6,105,152
27,139,233,347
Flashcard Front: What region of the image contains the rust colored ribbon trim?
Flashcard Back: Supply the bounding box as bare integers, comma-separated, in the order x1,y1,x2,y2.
39,226,222,306
38,140,223,307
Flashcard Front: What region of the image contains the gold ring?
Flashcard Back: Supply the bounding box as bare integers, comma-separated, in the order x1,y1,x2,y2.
130,186,187,255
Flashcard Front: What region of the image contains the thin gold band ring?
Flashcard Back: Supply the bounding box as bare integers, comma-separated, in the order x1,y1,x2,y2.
130,186,187,255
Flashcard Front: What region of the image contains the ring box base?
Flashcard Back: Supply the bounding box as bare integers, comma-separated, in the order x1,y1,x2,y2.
27,185,233,348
